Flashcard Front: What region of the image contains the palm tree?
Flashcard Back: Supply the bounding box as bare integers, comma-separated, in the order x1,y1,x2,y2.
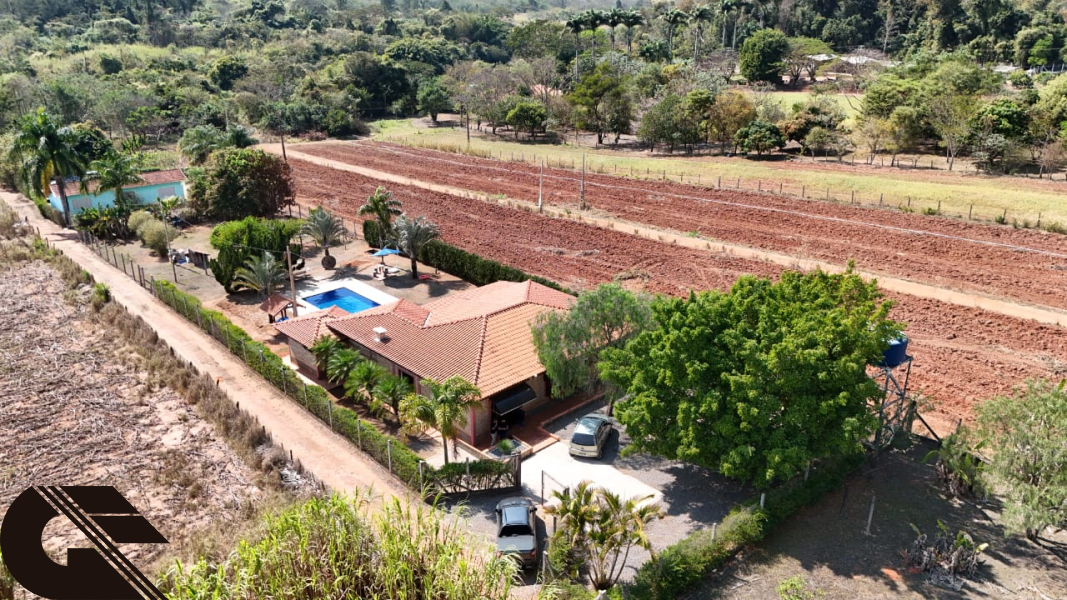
177,124,227,165
302,207,348,269
400,375,482,464
605,7,625,51
689,5,715,63
660,9,689,60
544,482,663,590
232,251,287,299
565,15,585,80
10,108,87,227
310,335,341,375
719,0,737,47
582,10,607,61
586,489,662,590
373,374,413,420
620,10,645,56
358,186,403,247
326,347,364,385
393,214,440,279
344,360,388,406
83,152,143,236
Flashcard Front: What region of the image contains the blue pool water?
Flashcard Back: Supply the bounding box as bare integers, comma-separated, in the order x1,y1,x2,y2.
303,287,379,314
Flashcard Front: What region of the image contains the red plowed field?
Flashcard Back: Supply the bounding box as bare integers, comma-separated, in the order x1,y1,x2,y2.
297,142,1067,311
289,158,1067,436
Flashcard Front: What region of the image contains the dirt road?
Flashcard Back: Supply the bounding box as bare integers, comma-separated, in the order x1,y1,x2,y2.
2,191,405,500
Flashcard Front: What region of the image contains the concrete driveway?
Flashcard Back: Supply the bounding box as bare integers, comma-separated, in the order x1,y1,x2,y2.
522,439,663,507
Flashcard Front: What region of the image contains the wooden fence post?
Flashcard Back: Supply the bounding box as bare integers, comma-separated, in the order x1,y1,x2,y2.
387,439,393,473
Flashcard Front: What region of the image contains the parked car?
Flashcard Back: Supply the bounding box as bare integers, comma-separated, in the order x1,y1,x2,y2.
495,497,539,569
569,414,613,459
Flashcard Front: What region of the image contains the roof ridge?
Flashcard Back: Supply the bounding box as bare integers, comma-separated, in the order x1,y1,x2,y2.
470,315,490,386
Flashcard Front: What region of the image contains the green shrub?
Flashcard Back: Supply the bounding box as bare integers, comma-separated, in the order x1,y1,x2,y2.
139,220,169,256
128,210,153,235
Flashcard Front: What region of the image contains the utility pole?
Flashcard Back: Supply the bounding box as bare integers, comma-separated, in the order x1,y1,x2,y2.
159,197,177,282
538,159,544,214
286,246,299,318
579,154,586,210
465,105,471,147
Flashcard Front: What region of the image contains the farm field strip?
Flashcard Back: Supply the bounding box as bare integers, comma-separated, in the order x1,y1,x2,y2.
287,158,1067,436
374,119,1067,223
295,142,1067,312
353,141,1067,259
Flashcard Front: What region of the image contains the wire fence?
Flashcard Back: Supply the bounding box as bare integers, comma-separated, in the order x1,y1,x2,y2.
384,137,1066,232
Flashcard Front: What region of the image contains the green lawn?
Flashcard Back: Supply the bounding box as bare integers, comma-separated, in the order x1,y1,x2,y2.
372,118,1067,226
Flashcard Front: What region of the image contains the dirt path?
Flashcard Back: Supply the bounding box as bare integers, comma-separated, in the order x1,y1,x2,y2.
2,191,406,501
270,145,1067,328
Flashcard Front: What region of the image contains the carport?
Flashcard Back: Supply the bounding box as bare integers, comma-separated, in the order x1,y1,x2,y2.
491,382,538,426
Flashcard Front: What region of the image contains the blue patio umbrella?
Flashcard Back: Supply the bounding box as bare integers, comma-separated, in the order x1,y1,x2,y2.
372,247,401,264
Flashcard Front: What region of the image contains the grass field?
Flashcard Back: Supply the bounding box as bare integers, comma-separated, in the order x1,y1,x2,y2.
372,118,1067,226
763,90,863,121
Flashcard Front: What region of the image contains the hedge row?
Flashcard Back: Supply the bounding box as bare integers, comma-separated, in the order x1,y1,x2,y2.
151,280,425,489
626,452,865,600
362,219,575,295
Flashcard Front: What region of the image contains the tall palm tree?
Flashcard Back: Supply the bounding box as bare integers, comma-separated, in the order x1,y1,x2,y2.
732,0,752,49
605,7,625,51
620,10,645,56
344,360,388,406
301,207,348,269
689,5,715,63
326,347,364,385
400,375,482,464
660,9,689,60
565,15,586,80
357,186,403,247
373,374,413,420
232,251,287,299
582,10,607,61
10,108,87,227
393,214,440,279
719,0,737,47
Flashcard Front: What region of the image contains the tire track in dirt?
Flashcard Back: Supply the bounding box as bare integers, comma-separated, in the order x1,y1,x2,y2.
286,157,1067,436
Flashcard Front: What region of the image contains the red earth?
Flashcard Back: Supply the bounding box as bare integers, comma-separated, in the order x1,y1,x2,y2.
287,152,1067,437
297,142,1067,311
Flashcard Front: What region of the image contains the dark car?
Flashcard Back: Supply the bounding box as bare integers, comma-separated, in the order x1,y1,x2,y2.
569,414,612,459
495,497,539,569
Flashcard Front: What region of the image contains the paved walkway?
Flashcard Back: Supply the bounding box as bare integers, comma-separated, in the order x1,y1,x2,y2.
2,191,407,502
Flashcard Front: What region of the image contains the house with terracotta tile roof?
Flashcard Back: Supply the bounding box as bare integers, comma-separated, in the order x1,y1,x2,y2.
48,169,186,218
274,306,351,379
313,280,574,446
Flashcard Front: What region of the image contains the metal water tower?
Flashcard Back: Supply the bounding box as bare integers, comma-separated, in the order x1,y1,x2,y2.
872,334,913,448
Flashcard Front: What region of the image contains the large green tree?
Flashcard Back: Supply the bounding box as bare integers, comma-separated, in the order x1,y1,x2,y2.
188,148,294,219
600,268,901,488
975,379,1067,540
567,64,627,146
531,283,649,402
739,28,789,84
9,108,88,226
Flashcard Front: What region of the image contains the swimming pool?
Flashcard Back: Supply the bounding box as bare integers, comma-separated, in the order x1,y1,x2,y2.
303,287,380,314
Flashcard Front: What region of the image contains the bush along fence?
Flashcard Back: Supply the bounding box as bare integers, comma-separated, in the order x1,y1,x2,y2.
624,452,865,600
385,137,1067,233
76,230,520,499
363,219,577,295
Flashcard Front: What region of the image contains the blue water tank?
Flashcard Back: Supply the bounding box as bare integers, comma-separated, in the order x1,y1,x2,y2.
880,335,909,368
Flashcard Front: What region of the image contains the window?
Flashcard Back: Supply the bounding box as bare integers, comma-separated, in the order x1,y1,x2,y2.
156,186,176,199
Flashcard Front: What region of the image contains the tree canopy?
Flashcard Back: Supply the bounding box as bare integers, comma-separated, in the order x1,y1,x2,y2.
600,268,901,488
188,148,295,220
